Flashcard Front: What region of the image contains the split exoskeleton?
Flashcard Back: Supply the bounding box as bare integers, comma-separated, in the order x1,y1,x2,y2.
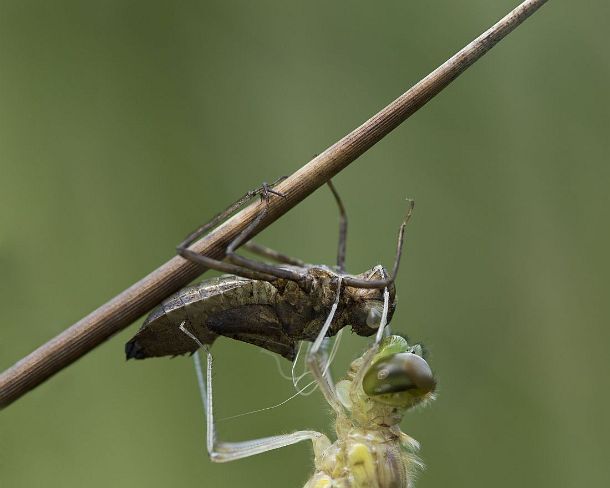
181,284,435,487
125,180,434,487
126,180,413,361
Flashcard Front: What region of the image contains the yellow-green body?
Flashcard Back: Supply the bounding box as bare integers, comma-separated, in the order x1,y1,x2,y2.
304,348,431,488
195,328,434,488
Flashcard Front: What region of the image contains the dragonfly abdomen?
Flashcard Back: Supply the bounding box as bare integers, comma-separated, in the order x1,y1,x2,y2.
126,274,299,360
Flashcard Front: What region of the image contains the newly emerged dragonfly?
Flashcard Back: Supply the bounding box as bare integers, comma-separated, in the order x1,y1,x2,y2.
126,181,414,361
181,284,436,487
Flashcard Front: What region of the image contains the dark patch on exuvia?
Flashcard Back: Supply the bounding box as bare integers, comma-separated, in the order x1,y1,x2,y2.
206,304,296,360
125,340,145,360
206,304,281,334
222,332,297,361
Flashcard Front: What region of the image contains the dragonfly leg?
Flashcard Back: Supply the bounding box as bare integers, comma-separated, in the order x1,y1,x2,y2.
241,241,306,267
177,178,307,283
177,247,281,281
177,176,286,253
240,179,347,271
305,277,345,415
191,347,331,463
326,180,347,273
222,184,309,282
342,198,415,289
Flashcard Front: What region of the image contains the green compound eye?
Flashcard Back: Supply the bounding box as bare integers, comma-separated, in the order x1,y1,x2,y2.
362,352,436,406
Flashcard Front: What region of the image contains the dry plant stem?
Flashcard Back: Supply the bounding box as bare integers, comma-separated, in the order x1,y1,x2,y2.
0,0,549,409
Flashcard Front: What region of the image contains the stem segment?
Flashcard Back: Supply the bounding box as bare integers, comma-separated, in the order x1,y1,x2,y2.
0,0,549,408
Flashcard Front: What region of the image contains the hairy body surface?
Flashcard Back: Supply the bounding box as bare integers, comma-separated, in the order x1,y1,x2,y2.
303,336,435,488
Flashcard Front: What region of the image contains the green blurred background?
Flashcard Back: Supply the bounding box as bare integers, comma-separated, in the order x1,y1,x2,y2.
1,1,609,486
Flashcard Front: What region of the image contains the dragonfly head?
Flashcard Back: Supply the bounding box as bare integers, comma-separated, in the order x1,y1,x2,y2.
362,335,436,409
345,266,396,337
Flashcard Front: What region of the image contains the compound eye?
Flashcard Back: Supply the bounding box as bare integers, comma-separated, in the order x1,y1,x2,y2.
366,304,383,329
363,352,436,397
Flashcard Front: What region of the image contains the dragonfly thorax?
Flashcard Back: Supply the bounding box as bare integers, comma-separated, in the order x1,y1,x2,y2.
336,335,436,428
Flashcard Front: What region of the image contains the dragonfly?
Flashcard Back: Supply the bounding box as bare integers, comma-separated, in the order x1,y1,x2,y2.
181,282,436,488
126,180,414,362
